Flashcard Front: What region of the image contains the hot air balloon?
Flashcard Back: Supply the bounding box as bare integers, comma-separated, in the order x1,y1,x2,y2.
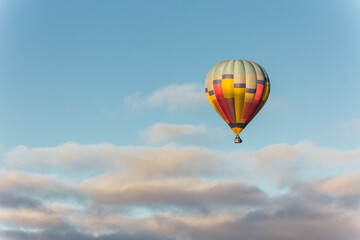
205,60,270,143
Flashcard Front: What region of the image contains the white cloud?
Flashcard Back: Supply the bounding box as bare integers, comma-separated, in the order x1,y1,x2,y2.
0,171,82,201
81,177,266,207
4,140,360,188
124,83,207,111
251,140,360,168
138,123,226,146
245,140,360,189
0,207,63,229
310,172,360,196
4,144,221,180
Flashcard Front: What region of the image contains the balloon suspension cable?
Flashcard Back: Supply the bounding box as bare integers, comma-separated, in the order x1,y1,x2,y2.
234,134,242,144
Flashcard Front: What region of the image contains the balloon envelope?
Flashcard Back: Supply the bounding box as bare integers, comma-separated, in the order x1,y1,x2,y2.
205,60,270,141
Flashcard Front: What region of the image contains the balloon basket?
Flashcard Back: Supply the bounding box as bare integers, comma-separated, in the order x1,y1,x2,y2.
234,134,242,144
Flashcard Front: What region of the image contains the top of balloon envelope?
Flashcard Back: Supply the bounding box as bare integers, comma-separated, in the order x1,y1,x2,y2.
204,60,270,143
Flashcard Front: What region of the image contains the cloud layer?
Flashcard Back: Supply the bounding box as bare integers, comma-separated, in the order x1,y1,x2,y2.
0,138,359,240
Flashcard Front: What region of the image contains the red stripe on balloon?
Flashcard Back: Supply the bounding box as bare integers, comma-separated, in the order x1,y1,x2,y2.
212,98,229,123
245,84,264,123
241,102,252,121
213,84,233,123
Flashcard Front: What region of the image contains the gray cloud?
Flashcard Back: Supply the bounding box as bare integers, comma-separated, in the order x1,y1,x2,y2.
292,173,360,209
0,191,42,209
0,227,173,240
0,177,358,240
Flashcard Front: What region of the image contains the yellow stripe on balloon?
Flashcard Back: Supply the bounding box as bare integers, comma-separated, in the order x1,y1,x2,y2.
234,87,245,123
222,78,234,98
262,81,270,101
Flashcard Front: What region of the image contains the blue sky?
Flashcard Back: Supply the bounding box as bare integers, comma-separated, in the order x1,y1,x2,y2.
1,0,359,149
0,1,360,240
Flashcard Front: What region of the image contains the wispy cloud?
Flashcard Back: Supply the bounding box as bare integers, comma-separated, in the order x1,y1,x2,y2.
138,123,226,146
264,96,291,112
124,83,207,111
341,119,360,138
